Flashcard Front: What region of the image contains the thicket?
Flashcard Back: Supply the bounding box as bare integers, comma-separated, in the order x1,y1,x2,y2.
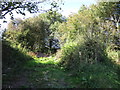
56,2,120,71
58,38,107,70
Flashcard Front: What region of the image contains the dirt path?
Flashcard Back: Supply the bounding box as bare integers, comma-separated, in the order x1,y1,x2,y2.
3,64,71,88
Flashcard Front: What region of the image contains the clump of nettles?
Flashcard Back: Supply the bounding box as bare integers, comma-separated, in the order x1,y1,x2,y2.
57,38,107,71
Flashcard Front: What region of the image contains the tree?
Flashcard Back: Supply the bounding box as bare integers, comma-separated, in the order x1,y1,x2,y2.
4,11,65,53
56,1,120,46
0,0,63,19
1,0,64,53
96,2,120,46
5,16,49,52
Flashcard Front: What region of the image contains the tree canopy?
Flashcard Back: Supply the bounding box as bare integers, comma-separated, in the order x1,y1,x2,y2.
0,0,63,19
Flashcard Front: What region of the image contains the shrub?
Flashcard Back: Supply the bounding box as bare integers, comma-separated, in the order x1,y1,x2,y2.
57,38,107,71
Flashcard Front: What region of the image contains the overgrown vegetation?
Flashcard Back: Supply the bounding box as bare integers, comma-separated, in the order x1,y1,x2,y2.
2,1,120,88
58,38,107,70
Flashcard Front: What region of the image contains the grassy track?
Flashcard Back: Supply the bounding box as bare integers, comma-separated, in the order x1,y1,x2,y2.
2,43,120,88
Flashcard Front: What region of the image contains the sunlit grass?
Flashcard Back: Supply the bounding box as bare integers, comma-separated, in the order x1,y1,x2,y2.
22,56,71,88
3,42,120,88
33,56,60,65
108,50,120,63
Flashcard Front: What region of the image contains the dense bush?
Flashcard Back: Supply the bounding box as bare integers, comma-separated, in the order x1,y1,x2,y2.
4,17,49,52
58,37,108,71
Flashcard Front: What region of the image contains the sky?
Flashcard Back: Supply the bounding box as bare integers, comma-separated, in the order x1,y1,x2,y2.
61,0,96,16
0,0,97,30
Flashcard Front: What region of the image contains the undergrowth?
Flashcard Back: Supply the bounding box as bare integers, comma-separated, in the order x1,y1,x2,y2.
2,40,120,88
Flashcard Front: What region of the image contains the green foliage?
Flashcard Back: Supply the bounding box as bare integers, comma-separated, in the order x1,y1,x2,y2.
96,2,119,18
4,11,65,53
55,22,68,45
19,17,48,52
68,63,120,88
4,16,49,52
58,37,107,70
39,12,66,39
56,2,119,46
55,2,120,86
3,42,120,88
2,1,120,88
